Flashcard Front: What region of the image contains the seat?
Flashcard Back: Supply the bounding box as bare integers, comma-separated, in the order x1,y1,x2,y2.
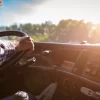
1,83,57,100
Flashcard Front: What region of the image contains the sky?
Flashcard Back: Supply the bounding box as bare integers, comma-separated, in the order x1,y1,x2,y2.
0,0,100,26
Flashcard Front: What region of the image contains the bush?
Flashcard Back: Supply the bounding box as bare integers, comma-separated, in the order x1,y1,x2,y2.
32,35,49,42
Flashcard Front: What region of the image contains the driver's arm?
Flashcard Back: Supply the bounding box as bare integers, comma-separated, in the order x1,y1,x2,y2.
0,36,34,65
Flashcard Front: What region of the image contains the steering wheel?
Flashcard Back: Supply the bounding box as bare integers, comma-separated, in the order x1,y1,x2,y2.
0,31,28,37
0,31,28,70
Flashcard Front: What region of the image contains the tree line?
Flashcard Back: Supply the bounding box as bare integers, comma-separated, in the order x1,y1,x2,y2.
0,19,100,43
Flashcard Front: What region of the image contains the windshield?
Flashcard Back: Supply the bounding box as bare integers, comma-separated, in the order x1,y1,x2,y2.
0,0,100,43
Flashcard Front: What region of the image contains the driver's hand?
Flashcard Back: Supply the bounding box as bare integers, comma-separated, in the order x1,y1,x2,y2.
15,36,34,54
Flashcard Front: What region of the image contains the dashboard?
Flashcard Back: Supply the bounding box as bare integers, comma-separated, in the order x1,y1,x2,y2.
57,49,100,84
57,50,100,83
17,42,100,100
24,42,100,100
33,43,100,84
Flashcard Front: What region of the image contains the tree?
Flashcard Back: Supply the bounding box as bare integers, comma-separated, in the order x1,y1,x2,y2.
55,19,89,43
1,19,100,43
10,24,18,30
90,24,100,43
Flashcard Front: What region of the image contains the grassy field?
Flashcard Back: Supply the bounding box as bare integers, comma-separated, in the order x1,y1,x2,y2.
32,35,49,42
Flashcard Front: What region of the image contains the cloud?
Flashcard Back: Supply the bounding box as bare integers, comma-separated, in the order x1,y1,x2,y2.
8,0,48,15
0,0,48,26
32,0,47,4
1,0,100,26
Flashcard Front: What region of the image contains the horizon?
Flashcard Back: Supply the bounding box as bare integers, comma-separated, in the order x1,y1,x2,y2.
0,0,100,26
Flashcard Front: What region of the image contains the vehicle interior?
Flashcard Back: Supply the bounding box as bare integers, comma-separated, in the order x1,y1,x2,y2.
0,31,100,100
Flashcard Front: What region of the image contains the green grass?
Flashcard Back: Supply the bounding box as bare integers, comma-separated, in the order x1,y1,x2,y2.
32,35,49,42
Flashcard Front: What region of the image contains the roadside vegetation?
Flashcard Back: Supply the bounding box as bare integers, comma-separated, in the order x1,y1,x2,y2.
0,19,100,43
